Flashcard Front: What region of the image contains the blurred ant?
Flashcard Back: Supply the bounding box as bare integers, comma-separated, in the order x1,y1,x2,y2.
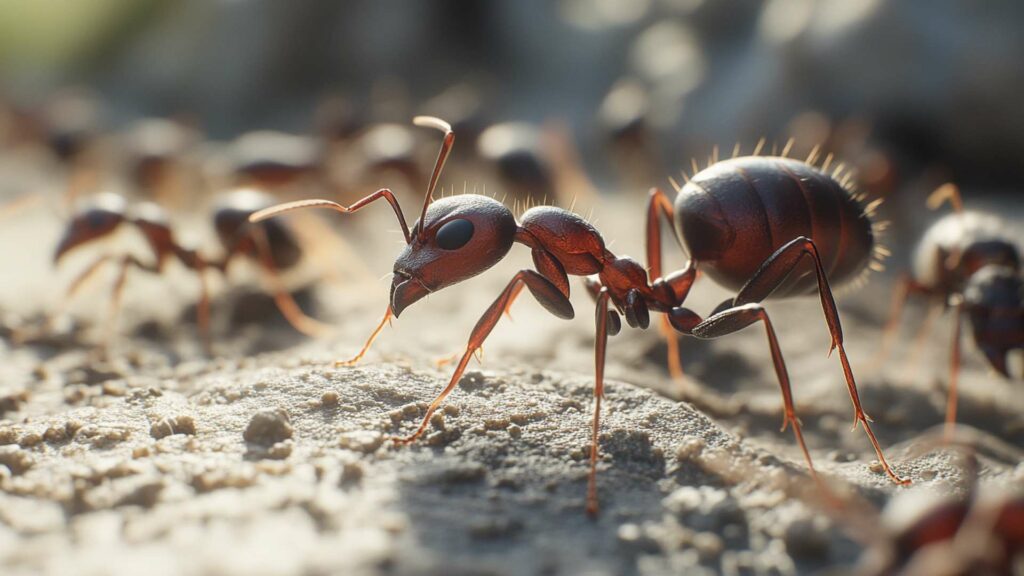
829,427,1023,575
49,189,328,351
251,117,906,516
877,184,1022,438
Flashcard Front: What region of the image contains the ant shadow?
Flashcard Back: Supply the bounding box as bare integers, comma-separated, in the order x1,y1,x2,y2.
377,374,747,576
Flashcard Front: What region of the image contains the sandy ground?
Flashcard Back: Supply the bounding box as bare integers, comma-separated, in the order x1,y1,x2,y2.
1,178,1023,575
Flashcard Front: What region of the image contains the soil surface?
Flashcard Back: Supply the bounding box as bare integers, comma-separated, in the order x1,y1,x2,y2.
1,181,1022,576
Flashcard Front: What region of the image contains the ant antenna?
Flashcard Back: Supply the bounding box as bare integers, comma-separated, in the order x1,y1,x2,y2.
412,116,454,239
926,183,964,213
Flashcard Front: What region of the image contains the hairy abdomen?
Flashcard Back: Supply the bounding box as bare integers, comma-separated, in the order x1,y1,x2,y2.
674,156,874,296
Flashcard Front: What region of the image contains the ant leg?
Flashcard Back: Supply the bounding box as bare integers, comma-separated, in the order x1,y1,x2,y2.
336,305,392,367
944,300,965,442
690,303,819,481
587,289,612,516
393,270,572,445
251,225,333,337
0,194,42,219
731,236,909,485
872,274,931,371
903,300,944,380
103,256,159,352
194,257,212,355
44,254,117,332
645,188,690,381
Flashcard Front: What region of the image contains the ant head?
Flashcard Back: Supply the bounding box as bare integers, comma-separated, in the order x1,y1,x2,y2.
387,116,518,317
959,240,1019,280
391,195,517,317
54,192,127,263
214,188,302,268
963,265,1023,378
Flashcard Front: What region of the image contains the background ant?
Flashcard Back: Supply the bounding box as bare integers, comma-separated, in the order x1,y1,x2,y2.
251,116,907,516
819,427,1023,576
47,188,329,351
877,184,1022,437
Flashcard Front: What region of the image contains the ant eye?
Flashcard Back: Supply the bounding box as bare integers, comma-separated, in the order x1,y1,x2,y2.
435,218,474,250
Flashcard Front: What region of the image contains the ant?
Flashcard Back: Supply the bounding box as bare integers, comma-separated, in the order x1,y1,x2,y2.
49,188,328,351
877,184,1022,438
831,427,1023,576
250,116,907,516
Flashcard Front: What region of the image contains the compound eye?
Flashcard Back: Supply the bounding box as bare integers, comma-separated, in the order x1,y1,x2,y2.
435,218,474,250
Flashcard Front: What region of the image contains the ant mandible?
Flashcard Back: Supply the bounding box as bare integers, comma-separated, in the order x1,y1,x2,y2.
251,116,908,516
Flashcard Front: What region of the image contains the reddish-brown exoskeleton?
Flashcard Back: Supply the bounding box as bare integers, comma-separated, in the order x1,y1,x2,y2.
251,116,907,516
51,189,328,350
877,184,1022,438
833,428,1023,575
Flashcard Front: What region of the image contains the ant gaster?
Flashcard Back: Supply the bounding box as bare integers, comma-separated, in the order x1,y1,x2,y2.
877,184,1022,438
251,117,908,516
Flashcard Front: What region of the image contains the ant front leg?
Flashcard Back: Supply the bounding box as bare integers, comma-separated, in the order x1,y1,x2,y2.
336,305,392,367
587,288,613,516
393,270,572,445
727,236,909,485
251,225,334,337
104,255,160,353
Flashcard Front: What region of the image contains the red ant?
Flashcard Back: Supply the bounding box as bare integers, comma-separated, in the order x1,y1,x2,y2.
49,188,328,351
251,117,908,516
877,184,1022,439
830,427,1023,575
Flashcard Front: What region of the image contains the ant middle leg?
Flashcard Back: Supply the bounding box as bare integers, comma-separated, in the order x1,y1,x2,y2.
726,236,909,484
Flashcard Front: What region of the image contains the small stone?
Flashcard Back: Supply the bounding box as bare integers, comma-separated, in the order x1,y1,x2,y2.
320,391,340,406
693,532,724,561
150,415,197,439
102,381,127,397
0,446,34,475
43,425,68,443
18,433,43,448
869,461,885,474
0,428,17,445
430,412,446,431
244,408,293,446
508,424,522,438
132,446,151,459
265,440,293,460
339,431,383,454
443,404,461,417
784,518,830,561
340,462,364,486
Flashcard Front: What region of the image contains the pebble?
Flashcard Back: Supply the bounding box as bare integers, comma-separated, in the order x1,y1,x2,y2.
243,408,293,445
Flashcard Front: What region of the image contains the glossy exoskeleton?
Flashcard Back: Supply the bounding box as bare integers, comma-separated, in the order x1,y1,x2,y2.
250,117,906,516
878,184,1022,436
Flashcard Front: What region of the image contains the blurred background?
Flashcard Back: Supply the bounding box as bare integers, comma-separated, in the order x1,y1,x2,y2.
3,0,1024,201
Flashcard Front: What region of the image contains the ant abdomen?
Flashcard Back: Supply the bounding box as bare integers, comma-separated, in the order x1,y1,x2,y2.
675,156,877,296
